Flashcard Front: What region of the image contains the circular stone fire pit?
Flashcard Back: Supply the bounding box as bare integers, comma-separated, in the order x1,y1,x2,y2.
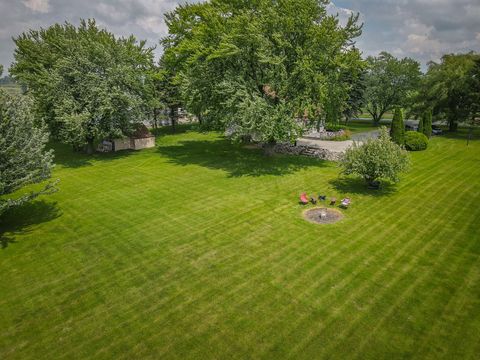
303,207,344,224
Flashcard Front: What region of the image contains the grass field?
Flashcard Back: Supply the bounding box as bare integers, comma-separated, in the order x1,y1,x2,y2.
1,128,479,359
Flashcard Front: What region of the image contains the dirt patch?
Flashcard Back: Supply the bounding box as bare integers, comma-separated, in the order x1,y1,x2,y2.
303,207,344,224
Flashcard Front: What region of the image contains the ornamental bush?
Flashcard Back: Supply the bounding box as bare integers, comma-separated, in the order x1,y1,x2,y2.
390,107,405,145
405,131,428,151
340,126,410,188
417,115,424,134
422,110,432,138
331,130,352,141
325,124,347,132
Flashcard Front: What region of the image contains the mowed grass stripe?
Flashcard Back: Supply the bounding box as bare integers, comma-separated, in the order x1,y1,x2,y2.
285,151,478,356
1,130,479,359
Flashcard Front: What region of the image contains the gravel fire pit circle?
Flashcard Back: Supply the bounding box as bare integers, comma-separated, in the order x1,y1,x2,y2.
303,207,344,224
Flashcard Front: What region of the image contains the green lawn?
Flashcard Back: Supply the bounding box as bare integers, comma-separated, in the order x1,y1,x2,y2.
345,119,391,133
1,128,479,359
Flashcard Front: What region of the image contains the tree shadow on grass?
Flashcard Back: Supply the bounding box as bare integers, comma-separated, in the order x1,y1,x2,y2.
157,138,329,177
329,177,397,197
50,142,138,169
0,200,61,249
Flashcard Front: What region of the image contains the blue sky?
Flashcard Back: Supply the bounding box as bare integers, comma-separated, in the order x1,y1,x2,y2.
1,0,479,74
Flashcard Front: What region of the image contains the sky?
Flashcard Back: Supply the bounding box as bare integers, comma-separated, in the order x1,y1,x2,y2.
1,0,479,74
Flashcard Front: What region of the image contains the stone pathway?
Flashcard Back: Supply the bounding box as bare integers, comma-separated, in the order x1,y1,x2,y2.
351,130,380,142
297,138,356,153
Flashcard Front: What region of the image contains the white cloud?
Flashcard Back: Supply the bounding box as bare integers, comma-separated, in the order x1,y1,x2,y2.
136,16,166,34
22,0,50,13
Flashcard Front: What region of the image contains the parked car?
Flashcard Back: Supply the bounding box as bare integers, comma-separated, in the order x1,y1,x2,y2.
432,125,443,135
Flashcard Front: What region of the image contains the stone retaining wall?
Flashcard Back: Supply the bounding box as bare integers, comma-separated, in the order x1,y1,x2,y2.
272,143,342,161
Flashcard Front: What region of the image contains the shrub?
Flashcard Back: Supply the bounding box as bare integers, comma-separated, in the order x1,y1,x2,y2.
405,131,428,151
330,129,352,141
390,107,405,145
417,115,424,134
340,127,410,188
422,110,432,138
325,124,347,132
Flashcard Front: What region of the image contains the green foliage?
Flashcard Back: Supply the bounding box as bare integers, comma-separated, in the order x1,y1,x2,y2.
364,52,421,125
418,52,479,131
162,0,365,144
330,129,352,141
325,124,347,132
10,19,155,152
405,131,428,151
390,108,405,145
422,109,432,138
340,126,410,186
343,70,366,123
0,90,56,215
417,115,424,134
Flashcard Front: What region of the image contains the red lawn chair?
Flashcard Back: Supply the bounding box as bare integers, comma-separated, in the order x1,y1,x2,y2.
300,193,309,205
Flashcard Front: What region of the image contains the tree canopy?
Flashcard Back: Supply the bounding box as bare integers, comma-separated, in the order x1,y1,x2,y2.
162,0,365,144
0,90,56,216
417,52,479,131
10,19,155,153
364,52,421,125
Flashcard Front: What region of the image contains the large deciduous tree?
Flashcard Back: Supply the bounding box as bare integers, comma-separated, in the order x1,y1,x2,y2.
364,52,421,126
162,0,365,148
413,53,479,132
0,90,56,216
10,19,155,153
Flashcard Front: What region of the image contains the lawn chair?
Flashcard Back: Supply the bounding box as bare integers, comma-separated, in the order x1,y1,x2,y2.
318,195,326,201
330,197,337,206
299,193,309,205
340,198,351,208
310,195,317,204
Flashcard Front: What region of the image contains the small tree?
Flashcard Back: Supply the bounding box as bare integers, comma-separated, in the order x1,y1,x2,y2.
340,127,410,188
423,109,432,138
390,108,405,145
0,91,56,216
417,114,424,134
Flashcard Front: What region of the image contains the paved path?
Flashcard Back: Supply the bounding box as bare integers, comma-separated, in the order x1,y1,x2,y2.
297,138,356,153
351,130,380,142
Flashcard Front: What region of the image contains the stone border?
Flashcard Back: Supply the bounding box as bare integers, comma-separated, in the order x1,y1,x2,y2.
273,143,342,161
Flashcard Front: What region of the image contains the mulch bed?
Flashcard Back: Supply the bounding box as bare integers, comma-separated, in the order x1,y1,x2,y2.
303,207,344,224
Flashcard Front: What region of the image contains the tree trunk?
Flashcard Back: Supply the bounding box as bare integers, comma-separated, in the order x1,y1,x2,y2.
170,107,176,133
448,117,458,132
153,108,158,129
263,141,277,156
366,178,380,189
85,138,94,155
